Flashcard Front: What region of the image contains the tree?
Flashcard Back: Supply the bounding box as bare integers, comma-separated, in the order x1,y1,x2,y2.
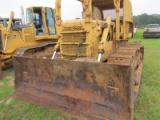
133,13,160,26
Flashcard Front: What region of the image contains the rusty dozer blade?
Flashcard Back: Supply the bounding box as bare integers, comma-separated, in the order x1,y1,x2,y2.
13,56,142,120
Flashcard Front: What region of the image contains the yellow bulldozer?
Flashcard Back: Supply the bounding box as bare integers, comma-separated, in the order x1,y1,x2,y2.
13,0,144,120
0,6,60,74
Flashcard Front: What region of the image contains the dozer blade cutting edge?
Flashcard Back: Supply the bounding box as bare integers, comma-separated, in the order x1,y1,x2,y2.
13,56,143,120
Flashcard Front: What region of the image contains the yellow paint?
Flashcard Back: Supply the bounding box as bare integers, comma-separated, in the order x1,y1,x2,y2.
0,6,61,68
55,0,133,61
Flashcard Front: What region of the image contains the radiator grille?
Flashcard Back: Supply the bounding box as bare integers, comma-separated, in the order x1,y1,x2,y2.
0,30,3,50
62,44,87,56
61,25,88,59
62,33,86,43
62,26,83,31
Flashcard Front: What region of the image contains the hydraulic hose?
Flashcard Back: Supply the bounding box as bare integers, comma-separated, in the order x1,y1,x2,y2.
76,39,85,58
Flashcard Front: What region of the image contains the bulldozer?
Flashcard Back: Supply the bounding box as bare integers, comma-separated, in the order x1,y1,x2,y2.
13,0,144,120
0,6,60,74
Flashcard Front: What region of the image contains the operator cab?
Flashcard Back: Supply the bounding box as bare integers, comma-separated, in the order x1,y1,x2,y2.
26,7,56,36
33,8,44,35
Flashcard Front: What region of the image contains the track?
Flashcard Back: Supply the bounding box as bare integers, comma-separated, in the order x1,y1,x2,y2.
23,44,55,59
107,43,144,66
107,43,144,105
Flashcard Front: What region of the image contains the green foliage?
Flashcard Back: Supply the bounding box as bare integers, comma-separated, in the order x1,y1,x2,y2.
133,14,160,26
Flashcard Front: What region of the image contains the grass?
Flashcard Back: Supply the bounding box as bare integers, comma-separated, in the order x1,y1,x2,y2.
0,71,75,120
130,30,160,120
0,29,160,120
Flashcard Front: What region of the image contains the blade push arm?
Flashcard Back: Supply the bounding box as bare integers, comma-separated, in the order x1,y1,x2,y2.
7,11,14,36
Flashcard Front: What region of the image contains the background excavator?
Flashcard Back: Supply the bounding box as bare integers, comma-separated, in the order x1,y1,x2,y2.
0,6,60,74
13,0,144,120
0,18,21,28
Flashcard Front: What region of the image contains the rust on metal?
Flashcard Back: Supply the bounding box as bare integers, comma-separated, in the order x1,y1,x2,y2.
13,43,144,120
107,43,144,66
108,43,144,107
13,42,56,56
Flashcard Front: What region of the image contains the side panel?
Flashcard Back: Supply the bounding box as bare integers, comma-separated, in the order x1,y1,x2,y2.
22,27,34,43
123,0,133,22
123,0,133,39
13,56,134,120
